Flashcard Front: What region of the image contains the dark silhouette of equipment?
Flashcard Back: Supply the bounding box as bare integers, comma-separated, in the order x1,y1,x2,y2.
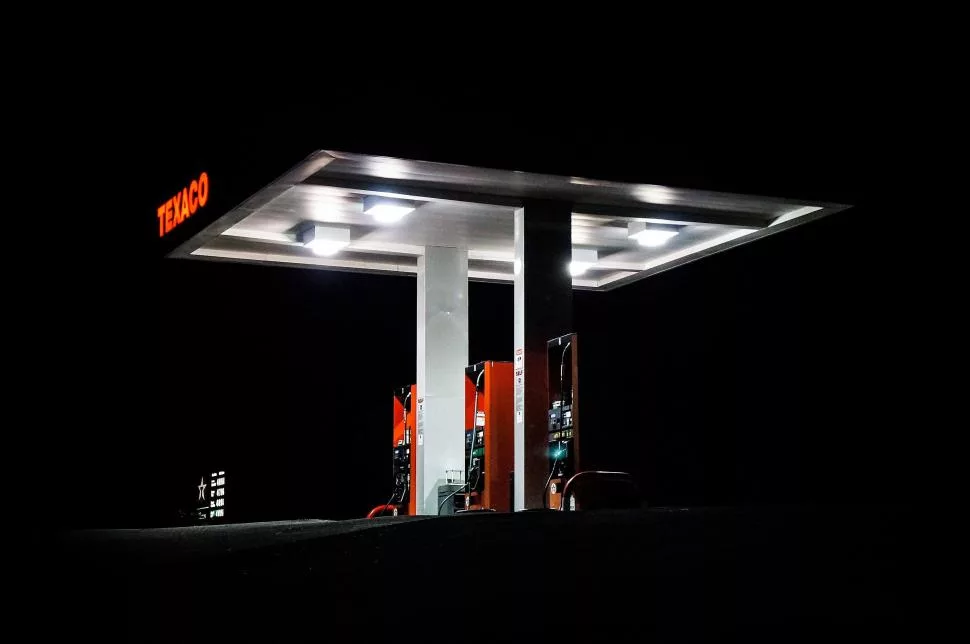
558,471,640,511
545,333,579,509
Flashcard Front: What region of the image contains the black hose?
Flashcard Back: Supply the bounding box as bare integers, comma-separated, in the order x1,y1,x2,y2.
541,455,560,509
467,467,481,509
403,390,412,445
467,369,485,496
378,491,396,517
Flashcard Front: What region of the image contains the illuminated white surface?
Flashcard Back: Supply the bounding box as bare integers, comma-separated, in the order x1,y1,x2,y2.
415,246,468,515
301,224,351,256
363,196,415,223
771,205,823,226
306,240,347,256
179,151,848,291
368,204,414,223
569,248,598,275
639,228,758,272
634,185,675,204
629,222,680,247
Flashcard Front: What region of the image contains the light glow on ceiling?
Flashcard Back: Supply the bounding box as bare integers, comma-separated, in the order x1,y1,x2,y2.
307,241,349,256
628,222,680,247
363,196,416,223
639,228,758,272
570,248,598,276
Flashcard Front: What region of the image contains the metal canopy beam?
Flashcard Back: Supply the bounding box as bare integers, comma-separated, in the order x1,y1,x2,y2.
302,174,771,229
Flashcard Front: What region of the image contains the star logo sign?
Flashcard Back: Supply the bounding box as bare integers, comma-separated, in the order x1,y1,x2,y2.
198,477,207,501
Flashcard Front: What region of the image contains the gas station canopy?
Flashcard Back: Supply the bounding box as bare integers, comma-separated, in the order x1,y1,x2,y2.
169,150,848,290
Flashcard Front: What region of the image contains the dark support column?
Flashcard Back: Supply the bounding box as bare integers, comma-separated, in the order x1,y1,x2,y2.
513,200,573,510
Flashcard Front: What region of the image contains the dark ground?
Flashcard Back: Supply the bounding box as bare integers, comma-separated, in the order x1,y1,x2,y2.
56,506,916,641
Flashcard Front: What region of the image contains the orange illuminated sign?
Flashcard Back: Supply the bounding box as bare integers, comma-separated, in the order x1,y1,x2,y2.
157,171,209,237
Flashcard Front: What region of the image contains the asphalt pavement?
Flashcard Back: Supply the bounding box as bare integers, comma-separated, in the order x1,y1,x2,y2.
55,506,916,641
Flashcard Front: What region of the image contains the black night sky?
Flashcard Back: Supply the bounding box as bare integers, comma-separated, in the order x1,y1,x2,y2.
49,94,918,529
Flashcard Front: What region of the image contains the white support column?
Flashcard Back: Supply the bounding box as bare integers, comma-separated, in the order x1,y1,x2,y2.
415,246,468,515
513,210,526,511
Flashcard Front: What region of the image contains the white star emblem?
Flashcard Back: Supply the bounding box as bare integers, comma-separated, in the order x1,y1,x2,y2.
197,477,207,501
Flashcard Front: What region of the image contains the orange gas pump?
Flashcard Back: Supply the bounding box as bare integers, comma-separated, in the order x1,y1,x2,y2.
370,385,417,518
463,361,514,512
390,384,418,515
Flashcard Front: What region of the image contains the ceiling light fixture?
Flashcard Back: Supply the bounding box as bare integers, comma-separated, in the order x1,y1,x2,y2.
362,195,416,223
569,248,598,276
298,224,351,256
628,222,681,247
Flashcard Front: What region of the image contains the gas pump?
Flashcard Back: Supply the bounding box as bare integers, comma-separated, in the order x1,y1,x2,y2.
462,361,514,512
370,384,417,517
545,333,579,509
392,384,418,515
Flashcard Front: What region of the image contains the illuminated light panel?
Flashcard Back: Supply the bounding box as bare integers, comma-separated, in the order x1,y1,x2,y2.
299,224,351,256
362,195,416,223
628,222,680,247
308,241,348,256
570,248,598,276
368,204,413,223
